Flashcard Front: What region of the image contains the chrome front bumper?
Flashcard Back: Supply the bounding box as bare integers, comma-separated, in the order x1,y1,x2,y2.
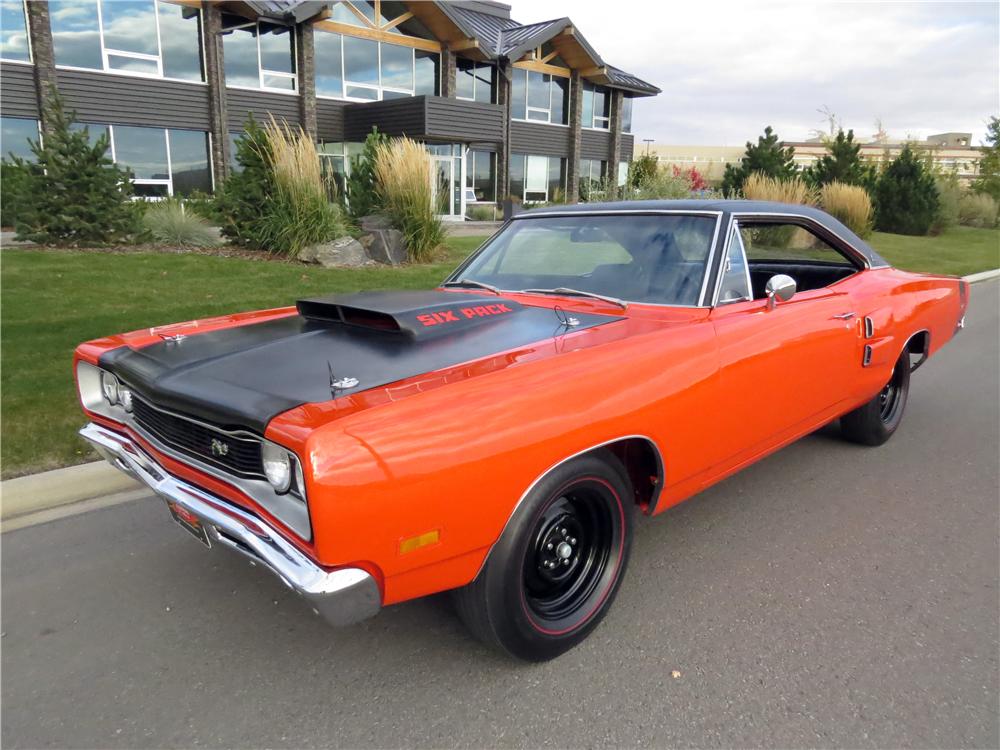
79,422,381,627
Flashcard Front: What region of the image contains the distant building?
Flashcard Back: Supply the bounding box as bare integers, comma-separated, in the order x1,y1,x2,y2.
640,132,985,185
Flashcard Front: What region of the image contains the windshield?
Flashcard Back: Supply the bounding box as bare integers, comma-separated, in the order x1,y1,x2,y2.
451,214,717,306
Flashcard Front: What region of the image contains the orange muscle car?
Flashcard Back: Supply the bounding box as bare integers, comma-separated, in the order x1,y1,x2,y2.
76,200,968,661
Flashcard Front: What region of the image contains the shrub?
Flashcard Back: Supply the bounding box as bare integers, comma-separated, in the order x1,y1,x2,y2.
466,204,497,221
142,199,220,247
9,91,139,245
373,137,445,263
630,168,690,200
873,144,939,236
1,161,29,227
215,115,346,256
722,126,797,196
347,127,389,219
804,129,869,188
819,182,873,237
741,172,815,204
958,193,999,228
627,154,658,188
932,173,962,232
972,116,999,201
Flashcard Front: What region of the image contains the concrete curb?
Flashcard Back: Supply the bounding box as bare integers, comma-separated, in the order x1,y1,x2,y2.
964,269,1000,284
1,460,138,520
2,269,997,523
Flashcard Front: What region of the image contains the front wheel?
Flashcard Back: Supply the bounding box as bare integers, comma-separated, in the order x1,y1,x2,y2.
453,451,634,662
841,350,911,446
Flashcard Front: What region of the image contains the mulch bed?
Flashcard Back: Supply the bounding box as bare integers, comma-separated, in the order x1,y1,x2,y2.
5,242,298,263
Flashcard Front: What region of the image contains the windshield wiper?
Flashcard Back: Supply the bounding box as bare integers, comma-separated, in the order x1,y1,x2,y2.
441,279,501,295
520,287,628,310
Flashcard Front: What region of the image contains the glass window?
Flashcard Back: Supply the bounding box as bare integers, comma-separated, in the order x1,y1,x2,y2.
70,121,110,147
158,1,203,81
113,125,168,179
52,0,202,80
717,225,751,304
168,129,211,195
258,23,294,74
343,34,378,90
414,50,438,96
551,77,567,125
582,82,611,129
582,83,594,129
739,222,854,267
465,149,496,202
224,20,295,90
547,156,564,201
1,116,38,162
525,154,548,197
456,58,475,100
314,31,343,97
380,42,413,91
100,0,157,56
222,24,259,87
511,68,526,120
622,97,633,134
618,160,629,187
1,0,30,62
50,0,103,69
474,63,492,103
509,153,525,202
455,214,717,306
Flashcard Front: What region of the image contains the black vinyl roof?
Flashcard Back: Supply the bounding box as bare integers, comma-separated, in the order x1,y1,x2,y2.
517,200,891,268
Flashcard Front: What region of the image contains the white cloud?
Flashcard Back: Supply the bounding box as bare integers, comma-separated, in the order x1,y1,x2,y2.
504,0,999,146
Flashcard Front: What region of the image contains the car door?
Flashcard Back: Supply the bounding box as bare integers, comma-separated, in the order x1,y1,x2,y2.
707,218,861,466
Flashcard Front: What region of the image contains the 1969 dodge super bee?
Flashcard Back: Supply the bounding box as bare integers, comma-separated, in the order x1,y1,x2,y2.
76,201,968,661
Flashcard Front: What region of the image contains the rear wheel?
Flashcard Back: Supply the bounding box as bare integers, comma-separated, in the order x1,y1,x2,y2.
841,349,911,446
453,451,634,662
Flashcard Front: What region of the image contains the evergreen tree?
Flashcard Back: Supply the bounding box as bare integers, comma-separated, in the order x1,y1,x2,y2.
721,126,797,196
346,127,389,218
9,90,138,245
972,116,1000,201
215,114,274,247
805,128,870,188
627,153,658,188
873,144,939,235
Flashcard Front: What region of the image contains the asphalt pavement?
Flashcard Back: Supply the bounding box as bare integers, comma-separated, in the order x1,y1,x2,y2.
3,281,998,749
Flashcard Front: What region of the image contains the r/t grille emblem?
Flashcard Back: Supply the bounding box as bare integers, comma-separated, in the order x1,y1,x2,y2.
210,438,229,457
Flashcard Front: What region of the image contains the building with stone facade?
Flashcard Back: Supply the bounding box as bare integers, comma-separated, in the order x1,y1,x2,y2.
0,0,658,219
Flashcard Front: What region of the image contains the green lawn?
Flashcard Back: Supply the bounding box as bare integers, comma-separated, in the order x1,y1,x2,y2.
1,226,997,479
0,236,485,479
869,226,1000,276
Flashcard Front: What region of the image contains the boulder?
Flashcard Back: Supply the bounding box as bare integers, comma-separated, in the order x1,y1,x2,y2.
362,227,407,265
299,236,367,267
359,214,393,232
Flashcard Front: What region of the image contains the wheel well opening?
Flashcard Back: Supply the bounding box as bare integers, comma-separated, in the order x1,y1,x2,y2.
601,438,663,513
906,330,930,371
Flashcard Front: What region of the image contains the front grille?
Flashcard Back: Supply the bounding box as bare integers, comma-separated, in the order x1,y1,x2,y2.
131,397,264,478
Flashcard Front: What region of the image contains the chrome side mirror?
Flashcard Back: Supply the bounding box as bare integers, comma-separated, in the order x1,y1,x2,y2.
765,274,796,309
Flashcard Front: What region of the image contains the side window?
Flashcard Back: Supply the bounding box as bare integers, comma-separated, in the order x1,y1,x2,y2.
717,224,751,304
739,222,852,266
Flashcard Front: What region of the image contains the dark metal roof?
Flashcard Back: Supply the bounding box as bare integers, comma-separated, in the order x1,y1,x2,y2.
605,65,660,96
439,3,521,55
497,18,569,57
241,1,330,23
518,200,890,268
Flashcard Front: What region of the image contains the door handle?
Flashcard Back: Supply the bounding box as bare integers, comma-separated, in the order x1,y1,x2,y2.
832,312,856,320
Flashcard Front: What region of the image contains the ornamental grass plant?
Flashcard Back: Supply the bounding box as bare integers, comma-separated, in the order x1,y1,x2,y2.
373,137,445,263
958,193,999,228
741,172,815,205
819,181,873,238
142,198,220,247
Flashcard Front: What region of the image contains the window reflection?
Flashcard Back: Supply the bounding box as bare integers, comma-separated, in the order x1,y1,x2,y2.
1,117,39,162
0,0,30,62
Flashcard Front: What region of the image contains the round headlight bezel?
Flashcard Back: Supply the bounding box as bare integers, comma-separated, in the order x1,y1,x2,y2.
261,441,293,494
101,371,120,405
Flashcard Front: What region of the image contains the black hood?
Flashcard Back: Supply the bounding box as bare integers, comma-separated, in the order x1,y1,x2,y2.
101,291,618,432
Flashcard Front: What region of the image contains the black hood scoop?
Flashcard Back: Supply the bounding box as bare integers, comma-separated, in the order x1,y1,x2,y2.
297,290,524,339
101,290,620,432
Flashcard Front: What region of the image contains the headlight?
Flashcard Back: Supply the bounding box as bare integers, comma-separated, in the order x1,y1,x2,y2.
101,371,120,405
118,385,134,412
261,442,292,494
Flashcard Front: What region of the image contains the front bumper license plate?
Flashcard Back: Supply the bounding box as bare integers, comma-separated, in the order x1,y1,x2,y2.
167,501,211,548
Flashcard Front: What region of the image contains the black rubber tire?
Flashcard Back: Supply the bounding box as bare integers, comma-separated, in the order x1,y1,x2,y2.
841,349,911,446
453,451,635,662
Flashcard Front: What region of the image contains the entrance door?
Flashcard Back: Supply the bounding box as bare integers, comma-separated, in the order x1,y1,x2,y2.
429,145,466,221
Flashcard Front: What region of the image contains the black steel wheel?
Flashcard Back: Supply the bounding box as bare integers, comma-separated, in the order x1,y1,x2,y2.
453,451,634,661
841,349,911,446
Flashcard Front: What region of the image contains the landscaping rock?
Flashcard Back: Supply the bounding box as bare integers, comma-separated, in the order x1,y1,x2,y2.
361,228,407,265
359,214,393,232
300,236,367,267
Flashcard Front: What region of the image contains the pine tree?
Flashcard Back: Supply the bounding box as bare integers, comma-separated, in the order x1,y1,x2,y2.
972,116,1000,201
10,90,138,245
215,114,274,248
721,126,797,196
805,129,870,188
346,127,389,219
873,144,939,235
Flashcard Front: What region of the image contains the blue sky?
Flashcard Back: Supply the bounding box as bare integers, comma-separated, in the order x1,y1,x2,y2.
505,0,1000,147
